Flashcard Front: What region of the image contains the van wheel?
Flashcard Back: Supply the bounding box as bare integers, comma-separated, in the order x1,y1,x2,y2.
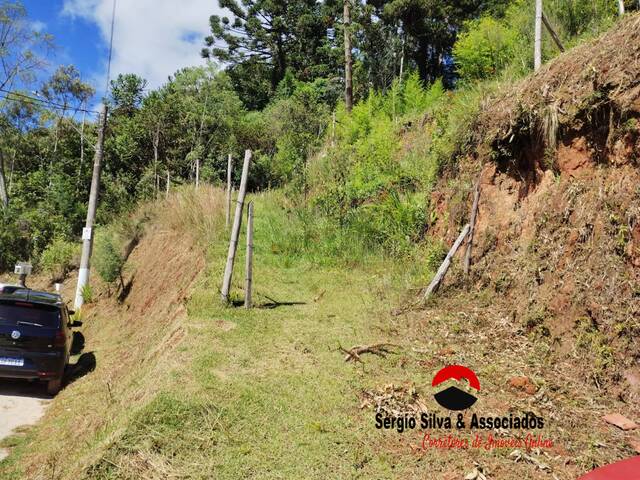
47,378,62,396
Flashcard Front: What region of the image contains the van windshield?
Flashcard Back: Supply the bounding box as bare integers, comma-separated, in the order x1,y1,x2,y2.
0,301,60,328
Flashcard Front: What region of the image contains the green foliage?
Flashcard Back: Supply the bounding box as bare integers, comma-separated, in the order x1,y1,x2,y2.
109,73,148,116
0,209,29,271
308,75,450,256
202,0,342,109
94,230,124,287
454,16,520,81
39,237,79,280
80,284,93,304
453,0,619,82
424,240,446,272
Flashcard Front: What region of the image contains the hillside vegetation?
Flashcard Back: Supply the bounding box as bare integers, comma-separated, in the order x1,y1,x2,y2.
1,14,640,479
1,1,639,479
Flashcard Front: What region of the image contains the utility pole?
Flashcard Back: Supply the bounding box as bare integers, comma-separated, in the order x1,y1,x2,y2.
74,104,108,310
534,0,543,71
344,0,353,113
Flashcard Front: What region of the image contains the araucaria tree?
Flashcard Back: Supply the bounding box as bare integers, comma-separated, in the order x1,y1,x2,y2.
201,0,342,109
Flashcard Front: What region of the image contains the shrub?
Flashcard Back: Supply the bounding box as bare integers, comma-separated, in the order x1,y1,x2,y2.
40,238,80,281
453,16,520,82
80,284,94,304
94,230,125,290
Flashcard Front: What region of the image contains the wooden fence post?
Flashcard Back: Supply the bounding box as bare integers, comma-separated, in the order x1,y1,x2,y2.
221,150,251,303
166,171,170,199
423,224,470,300
245,201,254,309
226,154,233,230
534,0,542,71
464,181,481,276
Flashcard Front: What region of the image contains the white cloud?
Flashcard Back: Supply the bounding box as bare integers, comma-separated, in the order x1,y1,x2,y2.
62,0,225,91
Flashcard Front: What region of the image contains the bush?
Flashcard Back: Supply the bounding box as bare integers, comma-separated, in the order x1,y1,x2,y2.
453,16,520,82
94,230,125,290
40,238,79,281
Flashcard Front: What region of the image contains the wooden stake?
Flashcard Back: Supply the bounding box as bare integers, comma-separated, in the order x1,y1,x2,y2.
166,171,170,199
423,224,470,300
464,181,481,276
618,0,625,16
195,158,200,189
221,150,251,303
542,11,565,52
534,0,542,71
226,154,233,229
245,201,254,309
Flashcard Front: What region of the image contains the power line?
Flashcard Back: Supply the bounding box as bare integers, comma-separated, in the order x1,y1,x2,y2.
0,88,101,115
105,0,117,96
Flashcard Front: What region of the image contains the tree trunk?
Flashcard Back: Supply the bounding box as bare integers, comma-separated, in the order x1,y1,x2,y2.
153,126,160,199
0,150,8,208
416,39,429,82
534,0,543,71
344,0,353,113
8,151,15,195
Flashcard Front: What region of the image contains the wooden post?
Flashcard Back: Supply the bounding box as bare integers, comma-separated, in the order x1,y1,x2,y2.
166,171,170,199
464,181,481,276
542,12,565,52
221,150,251,303
534,0,543,71
423,224,470,300
618,0,625,16
245,201,254,309
226,154,233,229
195,158,200,189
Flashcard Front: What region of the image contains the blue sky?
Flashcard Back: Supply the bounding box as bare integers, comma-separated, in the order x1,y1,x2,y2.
24,0,105,92
22,0,225,99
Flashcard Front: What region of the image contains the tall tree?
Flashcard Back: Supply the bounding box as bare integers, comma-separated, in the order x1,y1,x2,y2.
344,0,353,112
201,0,341,109
39,65,94,188
0,0,52,207
109,73,148,117
371,0,510,85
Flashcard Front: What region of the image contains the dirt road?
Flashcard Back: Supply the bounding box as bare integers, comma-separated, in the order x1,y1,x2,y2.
0,380,49,460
